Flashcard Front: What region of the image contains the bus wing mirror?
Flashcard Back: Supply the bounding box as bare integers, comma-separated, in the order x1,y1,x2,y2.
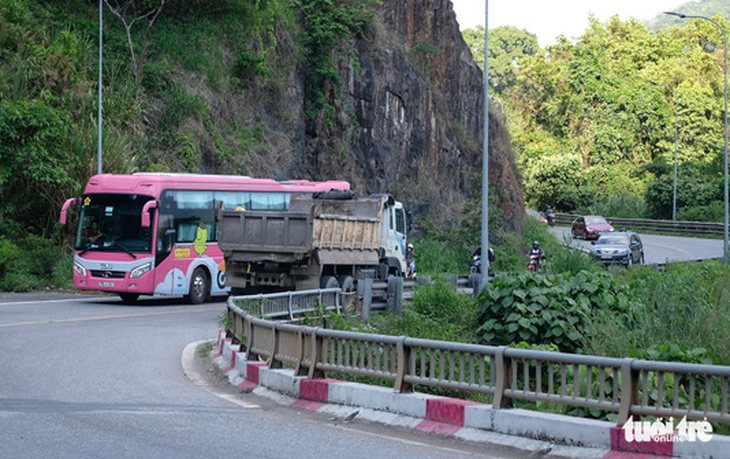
60,198,82,225
141,200,158,227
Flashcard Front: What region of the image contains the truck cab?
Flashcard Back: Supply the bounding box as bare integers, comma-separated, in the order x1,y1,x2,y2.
376,194,408,277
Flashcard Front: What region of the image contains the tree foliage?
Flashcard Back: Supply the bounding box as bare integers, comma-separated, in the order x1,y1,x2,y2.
463,9,730,219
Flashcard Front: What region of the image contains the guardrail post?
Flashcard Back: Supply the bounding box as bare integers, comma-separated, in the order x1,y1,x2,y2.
307,327,325,379
493,346,513,409
358,278,373,320
448,275,459,289
618,358,638,425
394,336,413,393
416,275,431,285
335,287,342,315
468,273,482,300
269,323,282,369
229,312,240,345
288,292,294,320
294,328,306,376
245,317,259,361
387,276,403,315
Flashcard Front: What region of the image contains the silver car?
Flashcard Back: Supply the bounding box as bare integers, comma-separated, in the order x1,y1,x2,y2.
590,232,644,267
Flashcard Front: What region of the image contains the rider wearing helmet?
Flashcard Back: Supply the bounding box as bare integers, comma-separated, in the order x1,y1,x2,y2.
528,241,545,271
406,243,416,278
530,241,545,259
545,205,556,226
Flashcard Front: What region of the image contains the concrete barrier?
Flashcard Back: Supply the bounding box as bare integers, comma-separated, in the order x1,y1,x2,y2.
211,332,730,458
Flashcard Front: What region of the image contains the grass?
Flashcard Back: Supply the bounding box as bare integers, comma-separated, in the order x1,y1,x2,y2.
197,340,215,357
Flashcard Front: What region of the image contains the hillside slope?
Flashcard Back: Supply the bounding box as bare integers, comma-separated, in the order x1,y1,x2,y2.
0,0,523,239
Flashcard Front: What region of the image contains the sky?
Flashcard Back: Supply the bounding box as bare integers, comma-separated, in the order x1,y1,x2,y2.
450,0,696,47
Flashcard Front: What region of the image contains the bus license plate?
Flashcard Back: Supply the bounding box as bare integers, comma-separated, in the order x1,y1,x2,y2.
99,281,115,288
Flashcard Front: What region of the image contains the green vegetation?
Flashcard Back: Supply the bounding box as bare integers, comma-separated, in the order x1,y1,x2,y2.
476,271,632,353
463,9,730,221
197,340,215,357
382,230,730,367
0,0,383,290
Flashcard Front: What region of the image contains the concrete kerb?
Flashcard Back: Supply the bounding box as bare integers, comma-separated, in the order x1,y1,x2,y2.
211,333,730,458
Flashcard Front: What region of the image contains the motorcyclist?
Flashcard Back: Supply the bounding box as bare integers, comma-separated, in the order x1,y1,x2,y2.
528,241,545,271
471,246,495,274
545,205,555,227
405,243,416,278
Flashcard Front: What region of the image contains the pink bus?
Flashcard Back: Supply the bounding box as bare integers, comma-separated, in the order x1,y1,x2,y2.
60,173,350,303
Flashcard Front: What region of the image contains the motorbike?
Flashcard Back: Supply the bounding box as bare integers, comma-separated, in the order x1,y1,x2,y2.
470,248,494,275
546,211,555,227
527,252,544,271
470,254,481,274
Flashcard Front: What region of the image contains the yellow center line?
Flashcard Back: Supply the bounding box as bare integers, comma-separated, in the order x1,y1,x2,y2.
0,307,217,328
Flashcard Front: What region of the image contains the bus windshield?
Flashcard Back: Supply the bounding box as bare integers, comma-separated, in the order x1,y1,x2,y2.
76,193,154,254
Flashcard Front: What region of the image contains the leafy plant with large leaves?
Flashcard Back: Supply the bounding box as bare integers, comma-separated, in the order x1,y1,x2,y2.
476,270,634,352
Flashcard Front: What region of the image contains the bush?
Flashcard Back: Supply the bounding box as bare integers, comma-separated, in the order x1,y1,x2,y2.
476,270,633,352
50,252,74,290
582,261,730,365
0,235,71,292
578,194,646,219
370,280,478,344
412,240,470,276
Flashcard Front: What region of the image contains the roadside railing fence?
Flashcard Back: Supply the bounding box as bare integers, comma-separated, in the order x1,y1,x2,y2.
226,293,730,426
554,213,725,237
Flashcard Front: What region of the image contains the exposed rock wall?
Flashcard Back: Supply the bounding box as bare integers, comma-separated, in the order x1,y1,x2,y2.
314,0,524,232
187,0,524,233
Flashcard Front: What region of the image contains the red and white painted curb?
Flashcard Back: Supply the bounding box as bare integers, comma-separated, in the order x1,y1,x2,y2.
211,331,728,458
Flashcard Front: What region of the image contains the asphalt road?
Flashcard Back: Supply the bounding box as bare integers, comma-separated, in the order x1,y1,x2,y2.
550,227,724,264
0,293,548,459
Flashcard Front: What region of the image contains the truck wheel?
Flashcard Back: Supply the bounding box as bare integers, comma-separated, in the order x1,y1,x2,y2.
320,276,339,289
337,275,356,316
188,267,210,304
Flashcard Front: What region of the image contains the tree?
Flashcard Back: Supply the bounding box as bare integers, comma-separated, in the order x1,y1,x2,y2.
462,25,485,72
462,25,540,94
104,0,166,82
488,26,539,93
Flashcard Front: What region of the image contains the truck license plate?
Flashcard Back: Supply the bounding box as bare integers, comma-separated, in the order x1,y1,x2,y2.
99,281,115,288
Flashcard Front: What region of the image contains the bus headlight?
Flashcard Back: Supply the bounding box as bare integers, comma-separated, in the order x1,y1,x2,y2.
130,262,151,279
74,261,86,276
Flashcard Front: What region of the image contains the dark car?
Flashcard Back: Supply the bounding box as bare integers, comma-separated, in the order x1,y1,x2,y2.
589,232,644,267
571,215,614,240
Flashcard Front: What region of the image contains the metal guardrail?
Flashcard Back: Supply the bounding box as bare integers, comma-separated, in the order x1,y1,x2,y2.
555,213,725,237
226,294,730,426
234,288,342,320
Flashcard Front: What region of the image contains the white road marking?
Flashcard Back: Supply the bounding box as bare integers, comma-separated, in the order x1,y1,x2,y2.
181,340,260,410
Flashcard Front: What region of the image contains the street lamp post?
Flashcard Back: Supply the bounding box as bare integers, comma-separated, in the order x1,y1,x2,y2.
481,0,490,289
98,0,103,175
648,80,678,221
664,11,728,264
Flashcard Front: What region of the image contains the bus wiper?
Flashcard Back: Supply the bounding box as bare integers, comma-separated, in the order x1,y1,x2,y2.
78,243,96,257
109,241,137,259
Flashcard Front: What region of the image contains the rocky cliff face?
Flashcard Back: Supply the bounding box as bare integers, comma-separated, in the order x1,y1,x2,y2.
179,0,524,234
307,0,524,232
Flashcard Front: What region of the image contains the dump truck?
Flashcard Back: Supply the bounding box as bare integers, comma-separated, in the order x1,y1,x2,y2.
218,192,409,299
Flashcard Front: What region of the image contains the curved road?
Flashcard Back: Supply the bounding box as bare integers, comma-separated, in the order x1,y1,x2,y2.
0,293,536,459
550,227,724,264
